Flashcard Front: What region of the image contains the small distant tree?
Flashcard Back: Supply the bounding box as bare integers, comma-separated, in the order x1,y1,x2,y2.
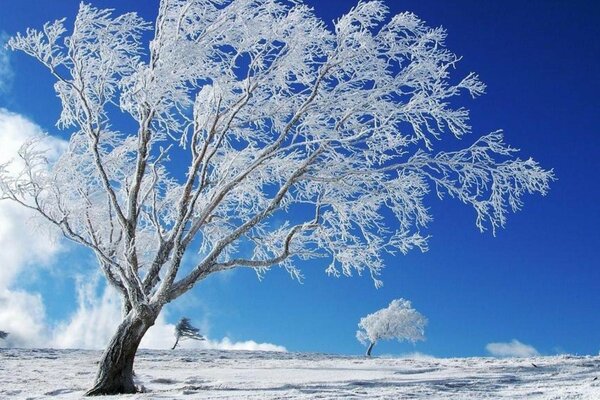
172,318,205,350
0,331,8,340
357,299,427,357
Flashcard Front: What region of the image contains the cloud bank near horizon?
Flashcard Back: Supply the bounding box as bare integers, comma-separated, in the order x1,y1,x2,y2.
52,276,286,352
0,109,286,353
486,339,539,358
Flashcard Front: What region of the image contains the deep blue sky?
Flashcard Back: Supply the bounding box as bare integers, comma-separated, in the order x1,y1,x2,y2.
1,0,598,357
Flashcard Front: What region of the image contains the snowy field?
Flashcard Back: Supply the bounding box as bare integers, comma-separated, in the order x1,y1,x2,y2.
0,349,598,399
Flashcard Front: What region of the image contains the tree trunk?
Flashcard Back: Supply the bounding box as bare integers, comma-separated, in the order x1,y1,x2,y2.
171,335,180,350
366,341,375,357
121,297,133,319
85,306,157,396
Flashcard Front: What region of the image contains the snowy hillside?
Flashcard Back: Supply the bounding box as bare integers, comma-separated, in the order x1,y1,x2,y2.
0,349,598,399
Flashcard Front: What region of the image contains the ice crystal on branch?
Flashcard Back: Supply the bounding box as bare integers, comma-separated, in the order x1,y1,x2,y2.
2,0,553,394
4,1,553,295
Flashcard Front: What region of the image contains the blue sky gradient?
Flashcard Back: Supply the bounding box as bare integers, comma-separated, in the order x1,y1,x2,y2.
1,0,598,357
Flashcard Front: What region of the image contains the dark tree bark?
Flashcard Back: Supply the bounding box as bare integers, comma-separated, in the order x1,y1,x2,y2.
121,297,133,319
366,341,375,357
171,336,180,350
85,305,158,396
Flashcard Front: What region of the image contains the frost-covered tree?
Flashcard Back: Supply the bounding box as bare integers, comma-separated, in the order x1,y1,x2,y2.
172,317,205,349
0,330,8,340
357,299,426,356
2,0,552,395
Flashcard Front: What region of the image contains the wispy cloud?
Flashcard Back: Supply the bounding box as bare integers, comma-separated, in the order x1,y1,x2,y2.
486,339,539,358
0,33,14,93
51,276,123,349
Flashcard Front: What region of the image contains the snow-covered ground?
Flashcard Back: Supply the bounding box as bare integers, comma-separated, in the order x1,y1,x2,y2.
0,349,598,399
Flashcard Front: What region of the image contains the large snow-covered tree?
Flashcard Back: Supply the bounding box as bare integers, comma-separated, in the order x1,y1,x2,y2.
357,298,426,356
2,0,552,395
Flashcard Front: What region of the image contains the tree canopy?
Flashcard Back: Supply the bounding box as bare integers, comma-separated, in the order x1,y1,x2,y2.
172,317,205,349
1,0,553,394
3,1,553,302
357,298,426,355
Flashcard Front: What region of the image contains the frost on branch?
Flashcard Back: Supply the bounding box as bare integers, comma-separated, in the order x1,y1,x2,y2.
3,0,554,394
3,0,554,304
356,298,427,356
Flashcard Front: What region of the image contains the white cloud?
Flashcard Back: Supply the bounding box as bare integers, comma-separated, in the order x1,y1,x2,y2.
0,201,62,290
0,109,65,348
52,278,286,352
486,339,539,358
0,288,47,347
51,276,122,349
0,108,66,164
0,109,66,289
201,337,287,352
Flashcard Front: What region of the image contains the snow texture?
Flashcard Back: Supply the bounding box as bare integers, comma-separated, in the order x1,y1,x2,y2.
0,348,598,399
